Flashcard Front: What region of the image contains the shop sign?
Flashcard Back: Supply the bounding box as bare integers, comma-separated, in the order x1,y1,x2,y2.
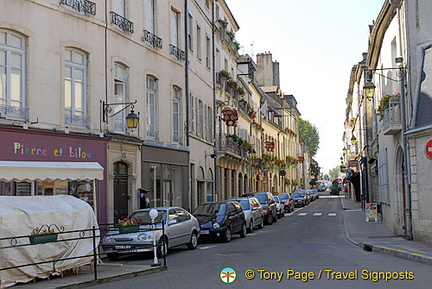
221,108,238,127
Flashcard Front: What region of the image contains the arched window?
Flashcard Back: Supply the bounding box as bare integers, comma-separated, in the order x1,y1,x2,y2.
172,86,182,143
146,75,158,138
0,29,26,119
65,48,88,127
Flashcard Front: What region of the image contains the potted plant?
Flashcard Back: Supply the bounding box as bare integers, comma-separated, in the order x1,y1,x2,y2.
376,93,400,120
118,217,139,234
29,224,61,244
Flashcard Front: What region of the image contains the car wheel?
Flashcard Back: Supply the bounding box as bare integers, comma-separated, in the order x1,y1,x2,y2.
267,214,273,225
223,227,232,242
258,216,264,229
106,253,119,261
157,236,168,258
239,223,247,238
187,232,198,250
247,219,254,233
273,212,278,222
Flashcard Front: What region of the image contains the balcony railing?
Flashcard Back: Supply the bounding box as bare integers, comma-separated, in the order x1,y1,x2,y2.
216,134,241,157
60,0,96,15
111,12,134,34
382,98,402,135
169,44,185,61
142,30,162,49
0,105,28,120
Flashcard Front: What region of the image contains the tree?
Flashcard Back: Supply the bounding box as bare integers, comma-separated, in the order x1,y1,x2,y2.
299,118,320,157
328,166,340,180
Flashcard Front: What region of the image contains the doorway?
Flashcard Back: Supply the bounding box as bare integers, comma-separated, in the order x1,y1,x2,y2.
114,162,129,222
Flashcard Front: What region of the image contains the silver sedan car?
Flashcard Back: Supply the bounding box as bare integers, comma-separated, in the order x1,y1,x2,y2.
101,207,200,260
228,197,264,233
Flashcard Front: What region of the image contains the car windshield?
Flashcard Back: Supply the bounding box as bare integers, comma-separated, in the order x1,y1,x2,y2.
239,200,250,210
254,194,268,204
291,192,302,198
193,203,227,217
129,210,166,225
278,194,288,201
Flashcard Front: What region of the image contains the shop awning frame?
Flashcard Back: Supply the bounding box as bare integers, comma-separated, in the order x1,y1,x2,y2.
0,161,104,182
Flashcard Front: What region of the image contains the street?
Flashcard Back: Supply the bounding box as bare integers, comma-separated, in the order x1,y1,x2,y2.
89,194,432,289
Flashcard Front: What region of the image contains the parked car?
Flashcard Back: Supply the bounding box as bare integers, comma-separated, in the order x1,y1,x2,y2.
246,192,278,225
273,196,284,219
317,183,326,192
310,189,319,200
291,191,307,207
192,201,246,242
101,207,200,260
277,192,294,213
229,197,264,233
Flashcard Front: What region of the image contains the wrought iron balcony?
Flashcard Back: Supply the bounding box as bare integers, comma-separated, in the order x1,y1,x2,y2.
60,0,96,15
111,11,134,34
382,98,402,135
216,134,241,158
142,30,162,49
169,44,185,61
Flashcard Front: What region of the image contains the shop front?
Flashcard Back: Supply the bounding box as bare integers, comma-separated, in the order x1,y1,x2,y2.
0,127,108,223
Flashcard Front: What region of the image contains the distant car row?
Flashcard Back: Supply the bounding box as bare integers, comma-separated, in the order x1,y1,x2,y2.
101,191,316,260
291,189,319,207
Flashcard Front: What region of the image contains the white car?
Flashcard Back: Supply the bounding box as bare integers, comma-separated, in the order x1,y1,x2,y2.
101,207,200,260
274,196,285,219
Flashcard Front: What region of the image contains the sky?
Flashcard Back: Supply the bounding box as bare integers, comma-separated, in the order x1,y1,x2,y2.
225,0,385,174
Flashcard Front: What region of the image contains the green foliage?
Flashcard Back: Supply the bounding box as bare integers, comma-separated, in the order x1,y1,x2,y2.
299,118,320,157
328,166,339,180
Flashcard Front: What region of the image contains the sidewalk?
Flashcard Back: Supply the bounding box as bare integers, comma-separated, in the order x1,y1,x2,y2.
341,197,432,265
10,263,166,289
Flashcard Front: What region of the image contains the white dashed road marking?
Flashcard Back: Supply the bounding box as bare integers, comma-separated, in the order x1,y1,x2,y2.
313,213,322,216
328,213,337,217
298,213,308,216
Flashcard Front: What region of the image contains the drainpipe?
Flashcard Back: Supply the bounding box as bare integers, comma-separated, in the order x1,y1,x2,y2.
184,0,191,209
212,0,218,201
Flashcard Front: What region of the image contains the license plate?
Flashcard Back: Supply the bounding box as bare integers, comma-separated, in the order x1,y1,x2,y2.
115,245,131,249
201,230,209,235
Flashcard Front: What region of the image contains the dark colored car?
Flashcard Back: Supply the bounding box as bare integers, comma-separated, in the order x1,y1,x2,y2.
193,201,246,242
291,191,307,207
277,193,294,213
249,192,278,225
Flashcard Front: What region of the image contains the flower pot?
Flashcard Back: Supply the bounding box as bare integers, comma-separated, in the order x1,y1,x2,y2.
29,233,58,244
119,225,140,234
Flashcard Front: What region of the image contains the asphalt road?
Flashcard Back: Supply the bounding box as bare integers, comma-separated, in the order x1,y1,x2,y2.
90,194,432,289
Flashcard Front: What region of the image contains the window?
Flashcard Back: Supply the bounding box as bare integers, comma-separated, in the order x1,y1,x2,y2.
0,29,26,119
173,86,182,143
190,93,194,133
196,23,202,60
113,0,125,16
205,35,211,68
114,63,128,132
170,9,180,48
378,148,389,204
65,48,87,127
207,106,213,141
187,12,193,51
146,76,158,138
197,99,203,137
215,49,221,72
145,0,155,33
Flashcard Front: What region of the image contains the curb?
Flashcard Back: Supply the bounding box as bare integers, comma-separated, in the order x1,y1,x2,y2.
341,199,432,266
57,266,167,289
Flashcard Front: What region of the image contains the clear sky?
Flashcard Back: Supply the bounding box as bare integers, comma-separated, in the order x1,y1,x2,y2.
225,0,384,174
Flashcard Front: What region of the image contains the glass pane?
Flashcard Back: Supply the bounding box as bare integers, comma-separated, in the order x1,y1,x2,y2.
75,82,83,110
0,51,6,65
0,32,6,45
10,34,23,49
73,51,84,65
65,67,72,79
11,69,22,101
64,79,72,109
115,64,125,80
0,67,5,100
11,53,22,68
75,68,84,81
65,49,72,62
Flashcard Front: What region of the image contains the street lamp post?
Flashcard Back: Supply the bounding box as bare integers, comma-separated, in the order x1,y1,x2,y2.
102,99,139,129
149,208,161,267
